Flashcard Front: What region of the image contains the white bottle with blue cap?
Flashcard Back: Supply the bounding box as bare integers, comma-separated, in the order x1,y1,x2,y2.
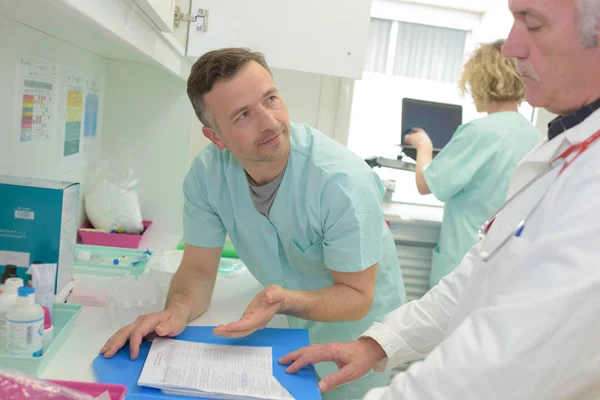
6,286,44,357
0,277,24,353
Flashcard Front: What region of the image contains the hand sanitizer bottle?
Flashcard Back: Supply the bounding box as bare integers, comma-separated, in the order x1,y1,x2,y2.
6,286,44,357
0,278,24,354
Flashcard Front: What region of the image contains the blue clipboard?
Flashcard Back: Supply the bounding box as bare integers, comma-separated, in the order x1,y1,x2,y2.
93,326,322,400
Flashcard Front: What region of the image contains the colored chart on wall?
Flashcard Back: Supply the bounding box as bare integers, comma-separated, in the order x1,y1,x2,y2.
83,93,99,138
64,75,84,157
18,57,57,142
82,75,103,157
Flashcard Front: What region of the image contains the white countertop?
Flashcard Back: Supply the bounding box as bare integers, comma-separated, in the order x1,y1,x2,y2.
383,201,444,225
48,208,440,382
41,268,288,382
138,225,182,253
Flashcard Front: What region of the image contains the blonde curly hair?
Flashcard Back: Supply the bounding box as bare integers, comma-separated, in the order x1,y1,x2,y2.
459,40,525,110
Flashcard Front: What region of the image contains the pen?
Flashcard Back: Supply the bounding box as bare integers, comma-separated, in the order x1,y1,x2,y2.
515,222,525,237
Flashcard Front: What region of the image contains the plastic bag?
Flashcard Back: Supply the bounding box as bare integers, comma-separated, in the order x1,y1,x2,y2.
84,149,143,234
0,368,94,399
105,273,164,331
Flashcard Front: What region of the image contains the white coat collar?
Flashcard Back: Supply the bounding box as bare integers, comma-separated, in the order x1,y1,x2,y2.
523,108,600,164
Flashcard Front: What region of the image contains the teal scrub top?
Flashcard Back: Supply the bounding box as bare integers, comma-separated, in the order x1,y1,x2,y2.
183,122,406,398
424,112,542,287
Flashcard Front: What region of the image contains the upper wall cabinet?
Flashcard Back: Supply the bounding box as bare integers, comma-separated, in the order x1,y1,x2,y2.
0,0,372,81
0,0,192,80
184,0,373,79
133,0,176,32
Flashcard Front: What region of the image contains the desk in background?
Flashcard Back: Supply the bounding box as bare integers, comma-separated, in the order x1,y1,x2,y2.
384,202,442,302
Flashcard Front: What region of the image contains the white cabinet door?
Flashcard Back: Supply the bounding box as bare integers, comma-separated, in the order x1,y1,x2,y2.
186,0,372,79
134,0,176,32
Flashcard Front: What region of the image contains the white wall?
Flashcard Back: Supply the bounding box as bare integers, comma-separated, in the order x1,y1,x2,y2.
0,15,107,223
272,68,323,127
534,108,556,134
477,0,513,44
102,60,196,235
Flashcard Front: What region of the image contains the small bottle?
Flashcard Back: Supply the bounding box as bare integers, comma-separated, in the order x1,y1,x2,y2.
6,286,44,357
1,265,18,284
0,278,24,353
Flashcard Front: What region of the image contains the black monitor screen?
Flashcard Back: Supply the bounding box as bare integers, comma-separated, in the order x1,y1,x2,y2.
401,98,463,150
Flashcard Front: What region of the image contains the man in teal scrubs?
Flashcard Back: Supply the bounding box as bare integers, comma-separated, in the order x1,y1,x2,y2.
101,48,405,399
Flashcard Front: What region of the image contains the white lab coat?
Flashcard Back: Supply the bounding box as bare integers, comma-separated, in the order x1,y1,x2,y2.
362,109,600,400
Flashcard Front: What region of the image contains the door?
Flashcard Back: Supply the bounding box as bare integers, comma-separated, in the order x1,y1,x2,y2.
186,0,372,79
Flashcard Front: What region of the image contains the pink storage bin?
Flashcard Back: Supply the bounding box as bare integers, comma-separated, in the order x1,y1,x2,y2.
48,380,127,400
78,220,152,249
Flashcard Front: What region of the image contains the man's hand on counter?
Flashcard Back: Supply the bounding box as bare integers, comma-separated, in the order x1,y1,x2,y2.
213,285,286,338
280,337,387,393
100,307,188,360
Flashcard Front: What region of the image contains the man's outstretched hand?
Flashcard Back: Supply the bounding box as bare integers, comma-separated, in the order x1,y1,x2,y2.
213,285,287,338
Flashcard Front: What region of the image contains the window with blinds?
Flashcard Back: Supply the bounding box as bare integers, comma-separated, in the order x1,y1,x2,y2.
364,19,392,74
364,18,468,83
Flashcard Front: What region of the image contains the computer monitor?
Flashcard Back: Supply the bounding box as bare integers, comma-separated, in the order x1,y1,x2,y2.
400,98,463,158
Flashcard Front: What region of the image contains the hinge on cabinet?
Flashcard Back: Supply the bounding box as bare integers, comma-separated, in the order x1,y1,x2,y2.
174,6,209,32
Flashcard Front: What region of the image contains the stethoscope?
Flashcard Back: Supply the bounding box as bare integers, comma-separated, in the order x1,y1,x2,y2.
478,129,600,261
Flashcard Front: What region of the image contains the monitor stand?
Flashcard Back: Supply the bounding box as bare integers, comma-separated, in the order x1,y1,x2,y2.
400,148,417,161
365,156,416,172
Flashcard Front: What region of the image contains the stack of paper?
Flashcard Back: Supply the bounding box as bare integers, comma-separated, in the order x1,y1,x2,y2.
137,338,295,400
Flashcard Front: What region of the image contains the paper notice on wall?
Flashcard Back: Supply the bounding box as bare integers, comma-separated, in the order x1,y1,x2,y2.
83,75,103,157
17,56,57,143
64,73,84,157
84,78,100,139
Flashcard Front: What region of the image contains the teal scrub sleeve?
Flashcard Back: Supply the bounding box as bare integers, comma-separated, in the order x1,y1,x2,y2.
423,124,497,202
320,172,385,272
182,162,227,248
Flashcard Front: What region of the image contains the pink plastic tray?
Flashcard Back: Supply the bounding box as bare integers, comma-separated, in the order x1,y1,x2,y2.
78,220,152,249
48,380,127,400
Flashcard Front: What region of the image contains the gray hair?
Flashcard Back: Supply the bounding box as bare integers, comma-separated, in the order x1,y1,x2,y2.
577,0,600,47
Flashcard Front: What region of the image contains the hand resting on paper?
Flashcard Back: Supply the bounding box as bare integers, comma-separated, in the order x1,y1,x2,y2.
213,285,286,338
279,337,387,393
100,307,188,360
101,245,223,360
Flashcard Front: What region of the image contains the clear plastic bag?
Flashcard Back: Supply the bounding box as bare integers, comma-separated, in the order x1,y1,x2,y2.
0,368,94,399
105,273,164,331
84,147,143,234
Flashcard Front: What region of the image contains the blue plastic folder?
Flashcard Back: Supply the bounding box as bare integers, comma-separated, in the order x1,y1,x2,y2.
93,326,322,400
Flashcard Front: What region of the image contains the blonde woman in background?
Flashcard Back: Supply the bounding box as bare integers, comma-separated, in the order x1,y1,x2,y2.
404,40,542,287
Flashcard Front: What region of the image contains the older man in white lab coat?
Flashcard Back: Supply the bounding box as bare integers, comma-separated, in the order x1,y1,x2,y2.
280,0,600,398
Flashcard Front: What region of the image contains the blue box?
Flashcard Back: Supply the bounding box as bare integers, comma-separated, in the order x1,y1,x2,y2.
0,176,79,296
